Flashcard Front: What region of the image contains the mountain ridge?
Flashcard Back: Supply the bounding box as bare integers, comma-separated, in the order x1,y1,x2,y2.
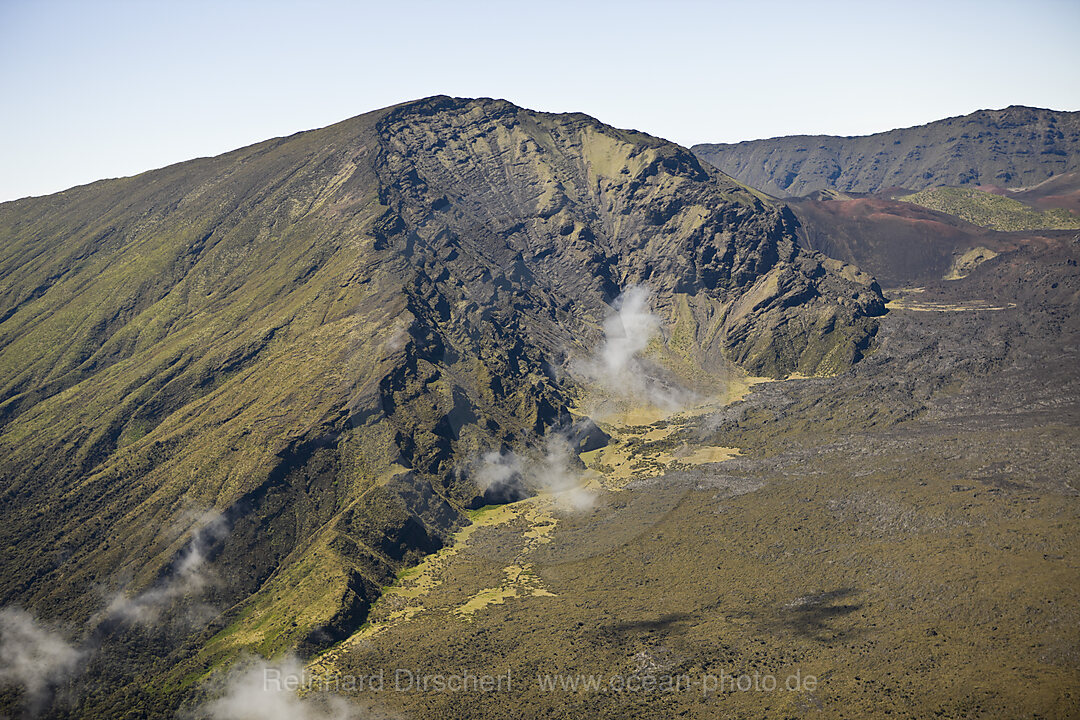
693,105,1080,197
0,95,884,716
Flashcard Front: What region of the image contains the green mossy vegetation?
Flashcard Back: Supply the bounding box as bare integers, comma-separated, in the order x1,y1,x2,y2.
899,186,1080,231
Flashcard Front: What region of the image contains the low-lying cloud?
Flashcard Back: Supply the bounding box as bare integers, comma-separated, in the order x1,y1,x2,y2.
473,431,594,512
200,655,360,720
577,285,693,410
0,607,84,712
598,285,660,383
106,509,227,626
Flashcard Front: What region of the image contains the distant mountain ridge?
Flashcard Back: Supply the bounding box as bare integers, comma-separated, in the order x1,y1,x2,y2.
693,106,1080,197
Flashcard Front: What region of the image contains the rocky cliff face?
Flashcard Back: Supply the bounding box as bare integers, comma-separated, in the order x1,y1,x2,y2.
693,106,1080,197
371,97,883,379
0,96,882,714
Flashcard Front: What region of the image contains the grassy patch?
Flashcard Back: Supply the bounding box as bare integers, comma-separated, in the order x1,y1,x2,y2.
899,186,1080,231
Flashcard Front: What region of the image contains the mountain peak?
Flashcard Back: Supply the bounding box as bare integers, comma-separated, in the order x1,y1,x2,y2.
0,96,884,696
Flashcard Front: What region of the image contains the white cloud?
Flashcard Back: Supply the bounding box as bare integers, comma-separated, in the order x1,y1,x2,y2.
0,607,84,711
576,285,693,410
599,285,660,382
107,509,227,626
201,655,361,720
472,432,593,512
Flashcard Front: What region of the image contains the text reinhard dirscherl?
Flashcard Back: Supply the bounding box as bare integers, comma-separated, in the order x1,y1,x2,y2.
265,668,819,696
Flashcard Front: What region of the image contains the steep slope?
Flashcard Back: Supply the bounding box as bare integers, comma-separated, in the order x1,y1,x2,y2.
0,96,883,716
693,106,1080,197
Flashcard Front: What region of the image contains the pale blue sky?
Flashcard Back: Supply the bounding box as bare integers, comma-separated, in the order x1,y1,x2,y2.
1,0,1078,201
